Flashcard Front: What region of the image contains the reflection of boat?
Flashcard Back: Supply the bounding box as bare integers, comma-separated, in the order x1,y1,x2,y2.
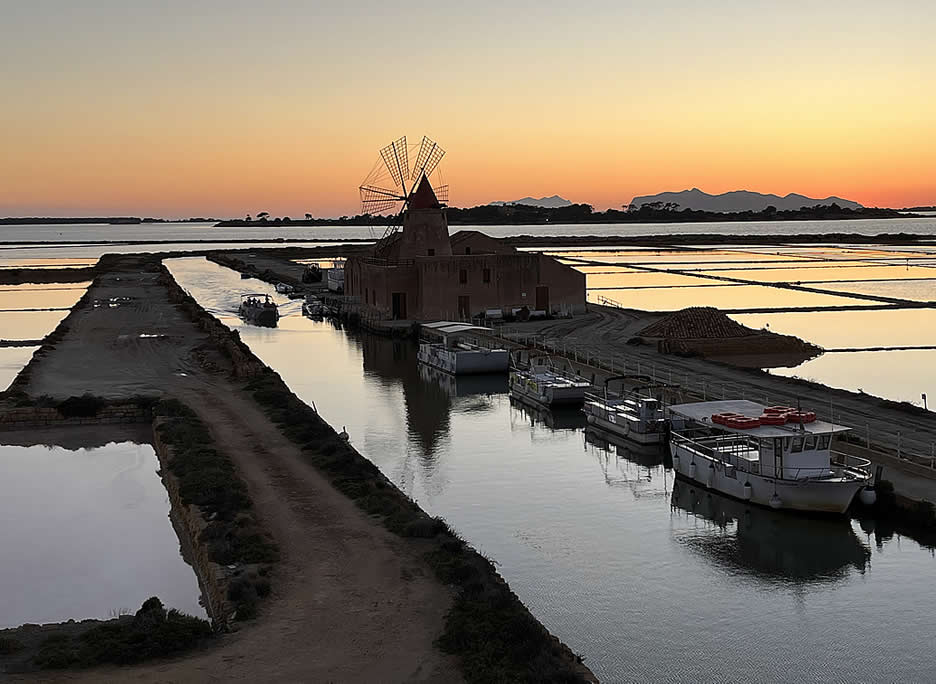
583,388,666,445
302,263,323,283
584,425,667,468
510,397,586,431
509,361,590,408
668,400,873,514
275,282,294,294
671,480,870,583
417,324,509,375
238,294,279,327
418,363,508,397
240,272,251,279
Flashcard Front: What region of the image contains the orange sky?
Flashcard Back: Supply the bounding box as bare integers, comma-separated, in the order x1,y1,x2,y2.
2,2,934,218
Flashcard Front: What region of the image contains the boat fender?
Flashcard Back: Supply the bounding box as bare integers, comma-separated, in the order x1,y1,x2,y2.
742,482,753,500
689,462,697,479
539,394,548,404
705,464,715,487
859,486,877,506
768,493,782,509
586,414,596,425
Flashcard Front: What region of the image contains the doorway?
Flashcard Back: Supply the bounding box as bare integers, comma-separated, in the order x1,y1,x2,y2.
535,285,549,311
391,292,407,319
457,295,470,319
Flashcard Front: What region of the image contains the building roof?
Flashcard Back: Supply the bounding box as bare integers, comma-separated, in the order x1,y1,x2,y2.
408,175,440,210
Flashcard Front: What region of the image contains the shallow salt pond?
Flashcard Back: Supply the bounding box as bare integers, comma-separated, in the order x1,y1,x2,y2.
0,346,36,390
0,439,205,628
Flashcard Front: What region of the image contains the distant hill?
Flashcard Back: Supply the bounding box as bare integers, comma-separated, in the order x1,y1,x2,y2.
489,195,572,208
630,188,862,212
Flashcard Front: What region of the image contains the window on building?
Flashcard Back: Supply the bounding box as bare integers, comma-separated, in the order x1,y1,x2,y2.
459,269,467,284
465,246,472,255
483,268,491,284
428,248,435,256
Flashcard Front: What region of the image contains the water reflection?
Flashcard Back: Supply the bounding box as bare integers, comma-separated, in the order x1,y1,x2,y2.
671,481,871,585
583,426,671,499
509,398,587,431
0,439,205,627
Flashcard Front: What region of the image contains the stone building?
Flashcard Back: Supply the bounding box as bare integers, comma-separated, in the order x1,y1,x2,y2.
344,177,586,320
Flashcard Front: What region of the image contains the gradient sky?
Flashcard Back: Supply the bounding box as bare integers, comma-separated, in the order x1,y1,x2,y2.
2,0,934,218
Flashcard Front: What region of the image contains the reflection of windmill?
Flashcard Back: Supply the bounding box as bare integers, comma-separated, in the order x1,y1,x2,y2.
359,136,448,241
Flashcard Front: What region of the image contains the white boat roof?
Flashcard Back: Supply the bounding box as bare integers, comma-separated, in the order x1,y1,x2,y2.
668,400,850,437
422,321,493,335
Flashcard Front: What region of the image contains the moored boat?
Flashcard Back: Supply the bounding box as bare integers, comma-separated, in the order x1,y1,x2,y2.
583,390,667,445
667,399,873,515
238,293,279,327
508,362,591,408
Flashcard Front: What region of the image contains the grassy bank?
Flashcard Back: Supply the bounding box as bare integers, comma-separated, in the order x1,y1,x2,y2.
154,398,278,620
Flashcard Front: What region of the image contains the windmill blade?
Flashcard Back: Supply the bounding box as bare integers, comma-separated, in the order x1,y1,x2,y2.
379,136,409,190
411,136,445,181
432,184,449,204
360,184,404,214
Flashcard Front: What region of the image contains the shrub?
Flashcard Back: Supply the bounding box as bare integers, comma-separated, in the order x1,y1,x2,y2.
0,636,24,655
57,393,105,418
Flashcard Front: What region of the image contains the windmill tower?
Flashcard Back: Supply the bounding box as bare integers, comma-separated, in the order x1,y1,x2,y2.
359,136,450,256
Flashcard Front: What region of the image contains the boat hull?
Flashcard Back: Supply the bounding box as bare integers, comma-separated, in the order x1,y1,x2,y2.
585,411,664,445
417,346,509,375
670,442,865,515
509,382,586,408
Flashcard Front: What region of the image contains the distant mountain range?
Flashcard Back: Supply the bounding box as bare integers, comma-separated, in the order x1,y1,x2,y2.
489,195,573,208
629,188,862,212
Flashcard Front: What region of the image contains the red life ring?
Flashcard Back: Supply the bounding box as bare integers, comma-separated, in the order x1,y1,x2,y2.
764,406,796,415
712,412,743,425
787,411,817,423
760,413,788,425
727,416,761,429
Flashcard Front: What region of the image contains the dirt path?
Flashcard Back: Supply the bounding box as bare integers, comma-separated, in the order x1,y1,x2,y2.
511,306,936,500
11,258,462,682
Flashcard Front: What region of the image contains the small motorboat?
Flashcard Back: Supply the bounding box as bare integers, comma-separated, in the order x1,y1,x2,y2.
508,361,591,408
302,297,326,318
275,282,295,294
238,294,279,327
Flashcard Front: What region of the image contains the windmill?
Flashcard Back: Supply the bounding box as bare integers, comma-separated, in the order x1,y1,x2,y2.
359,136,448,240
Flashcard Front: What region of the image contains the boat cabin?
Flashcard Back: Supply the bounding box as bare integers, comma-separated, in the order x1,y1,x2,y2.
668,400,850,481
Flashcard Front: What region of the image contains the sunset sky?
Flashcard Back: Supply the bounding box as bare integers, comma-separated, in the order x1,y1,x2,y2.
2,1,934,218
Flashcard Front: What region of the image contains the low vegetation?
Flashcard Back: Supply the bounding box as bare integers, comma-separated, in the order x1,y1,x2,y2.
33,598,211,669
244,370,589,682
154,399,278,619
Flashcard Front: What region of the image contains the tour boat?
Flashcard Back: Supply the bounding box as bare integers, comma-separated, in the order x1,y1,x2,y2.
583,390,667,445
667,399,874,515
238,293,279,327
508,363,591,408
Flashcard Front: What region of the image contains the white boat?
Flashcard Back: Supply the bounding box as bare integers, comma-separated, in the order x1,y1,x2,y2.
509,364,591,408
667,399,874,515
302,298,325,318
418,322,509,375
417,340,508,375
583,391,666,445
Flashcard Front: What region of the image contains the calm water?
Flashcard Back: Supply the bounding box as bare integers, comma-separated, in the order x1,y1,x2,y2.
0,346,36,390
4,217,936,244
0,440,205,628
167,257,936,682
